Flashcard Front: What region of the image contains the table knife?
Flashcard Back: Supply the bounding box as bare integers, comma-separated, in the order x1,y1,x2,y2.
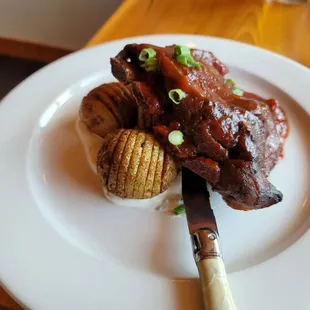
182,167,236,310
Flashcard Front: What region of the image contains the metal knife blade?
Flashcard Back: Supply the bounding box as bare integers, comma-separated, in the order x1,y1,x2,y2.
182,167,218,235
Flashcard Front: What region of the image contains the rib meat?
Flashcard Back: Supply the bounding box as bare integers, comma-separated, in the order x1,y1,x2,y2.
111,44,288,210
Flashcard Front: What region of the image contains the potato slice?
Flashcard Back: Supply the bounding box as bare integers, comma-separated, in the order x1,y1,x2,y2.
93,86,123,126
143,140,160,198
132,133,154,198
116,129,138,197
102,83,136,128
97,129,124,186
80,82,137,137
152,148,164,196
124,131,146,198
161,153,178,192
107,130,132,193
97,129,178,199
80,97,120,137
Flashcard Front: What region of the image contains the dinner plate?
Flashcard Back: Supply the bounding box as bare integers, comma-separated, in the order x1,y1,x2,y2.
0,34,310,310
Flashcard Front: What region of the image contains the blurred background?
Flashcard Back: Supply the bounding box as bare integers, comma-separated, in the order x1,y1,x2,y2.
0,0,122,50
0,0,122,99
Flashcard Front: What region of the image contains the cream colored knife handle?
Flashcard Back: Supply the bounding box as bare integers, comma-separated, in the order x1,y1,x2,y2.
191,228,236,310
197,256,236,310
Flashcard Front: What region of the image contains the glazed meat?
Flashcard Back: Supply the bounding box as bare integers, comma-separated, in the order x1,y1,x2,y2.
111,44,288,210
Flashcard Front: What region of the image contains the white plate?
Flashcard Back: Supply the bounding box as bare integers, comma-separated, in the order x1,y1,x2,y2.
0,35,310,310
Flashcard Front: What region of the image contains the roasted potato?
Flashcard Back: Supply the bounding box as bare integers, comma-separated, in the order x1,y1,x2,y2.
79,83,137,137
97,129,178,199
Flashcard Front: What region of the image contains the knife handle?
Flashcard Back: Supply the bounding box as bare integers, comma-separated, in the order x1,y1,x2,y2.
192,228,236,310
197,256,236,310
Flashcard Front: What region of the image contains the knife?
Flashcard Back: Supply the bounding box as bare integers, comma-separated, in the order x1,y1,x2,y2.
182,167,236,310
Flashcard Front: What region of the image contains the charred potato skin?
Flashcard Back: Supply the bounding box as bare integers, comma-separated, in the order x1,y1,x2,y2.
97,129,178,199
79,83,137,137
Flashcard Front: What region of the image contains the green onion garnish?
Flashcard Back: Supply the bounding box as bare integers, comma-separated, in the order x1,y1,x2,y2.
176,55,200,68
174,45,200,68
225,79,243,96
174,204,185,216
139,48,156,61
141,58,158,72
174,45,191,57
232,87,244,96
224,78,236,86
139,48,157,72
168,130,184,146
168,89,186,104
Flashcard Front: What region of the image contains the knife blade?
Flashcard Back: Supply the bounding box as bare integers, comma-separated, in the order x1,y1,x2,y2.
182,167,218,235
182,167,236,309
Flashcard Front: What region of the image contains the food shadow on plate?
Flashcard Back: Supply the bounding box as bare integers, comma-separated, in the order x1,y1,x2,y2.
146,209,198,278
147,215,204,309
148,212,182,276
57,117,102,196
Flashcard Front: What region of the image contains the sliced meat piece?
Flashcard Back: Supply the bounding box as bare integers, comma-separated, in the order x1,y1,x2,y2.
215,160,283,210
111,44,289,210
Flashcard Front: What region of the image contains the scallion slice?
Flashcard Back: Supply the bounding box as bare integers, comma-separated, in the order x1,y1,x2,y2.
176,55,200,68
174,45,191,57
139,48,157,71
168,130,184,146
174,45,200,68
224,78,236,86
168,89,186,104
141,58,158,72
139,48,156,61
173,204,185,216
232,87,244,96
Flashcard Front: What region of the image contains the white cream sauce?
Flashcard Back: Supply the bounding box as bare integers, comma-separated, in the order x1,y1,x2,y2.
75,118,103,174
75,118,182,212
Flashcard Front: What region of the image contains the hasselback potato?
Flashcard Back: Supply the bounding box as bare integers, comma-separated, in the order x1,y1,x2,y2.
97,129,178,199
80,82,137,137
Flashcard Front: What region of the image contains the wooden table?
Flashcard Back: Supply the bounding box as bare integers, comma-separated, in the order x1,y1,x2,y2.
87,0,310,67
1,0,309,309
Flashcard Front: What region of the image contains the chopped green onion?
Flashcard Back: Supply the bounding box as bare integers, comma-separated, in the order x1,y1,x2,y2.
139,48,156,61
225,79,243,96
174,45,191,57
141,58,158,72
139,48,157,71
176,55,200,68
174,204,185,216
224,78,236,86
174,45,200,68
168,89,186,104
232,87,244,96
168,130,184,146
